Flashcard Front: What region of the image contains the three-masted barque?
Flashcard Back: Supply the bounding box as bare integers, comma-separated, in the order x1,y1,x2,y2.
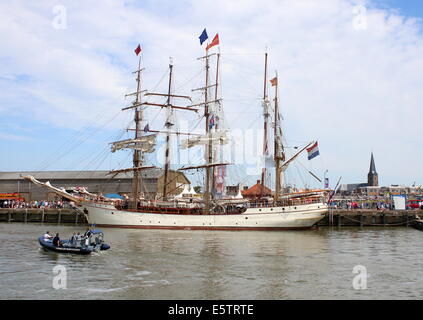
24,37,328,230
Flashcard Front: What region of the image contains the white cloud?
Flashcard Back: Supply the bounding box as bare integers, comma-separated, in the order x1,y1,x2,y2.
0,0,422,186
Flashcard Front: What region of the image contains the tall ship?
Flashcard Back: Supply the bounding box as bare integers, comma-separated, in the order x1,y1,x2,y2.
24,36,328,230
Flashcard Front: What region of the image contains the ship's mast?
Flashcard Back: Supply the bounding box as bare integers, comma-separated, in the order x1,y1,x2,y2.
261,52,270,194
273,72,283,202
214,53,220,104
131,54,144,209
162,60,174,201
141,60,195,201
212,52,221,197
192,50,219,213
179,37,227,211
110,50,196,206
204,50,212,213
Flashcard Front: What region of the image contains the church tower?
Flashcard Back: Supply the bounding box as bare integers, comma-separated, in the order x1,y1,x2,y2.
367,152,378,186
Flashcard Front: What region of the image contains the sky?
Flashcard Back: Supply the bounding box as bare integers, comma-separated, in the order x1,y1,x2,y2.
0,0,423,190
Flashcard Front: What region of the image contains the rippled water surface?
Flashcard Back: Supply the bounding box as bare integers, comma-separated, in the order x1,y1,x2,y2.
1,223,423,299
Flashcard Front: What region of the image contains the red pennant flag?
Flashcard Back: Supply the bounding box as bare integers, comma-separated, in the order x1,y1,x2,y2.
270,77,278,87
206,34,219,51
134,44,141,56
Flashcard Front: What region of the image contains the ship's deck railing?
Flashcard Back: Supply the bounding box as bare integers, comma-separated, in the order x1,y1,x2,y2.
92,196,326,213
80,199,117,206
89,198,326,208
248,197,325,208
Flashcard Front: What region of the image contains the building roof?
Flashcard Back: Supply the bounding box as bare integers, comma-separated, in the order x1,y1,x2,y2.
339,183,368,192
241,182,272,197
0,168,180,181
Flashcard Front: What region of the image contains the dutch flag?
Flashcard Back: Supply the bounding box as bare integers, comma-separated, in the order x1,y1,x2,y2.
306,141,320,160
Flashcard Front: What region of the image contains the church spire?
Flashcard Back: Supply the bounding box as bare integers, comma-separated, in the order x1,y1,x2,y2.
367,152,378,186
369,152,377,174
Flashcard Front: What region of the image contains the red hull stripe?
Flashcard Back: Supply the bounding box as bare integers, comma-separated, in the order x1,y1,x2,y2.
94,224,314,231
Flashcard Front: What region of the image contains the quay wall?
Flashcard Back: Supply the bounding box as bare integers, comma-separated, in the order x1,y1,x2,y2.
1,208,422,227
0,208,87,224
319,209,423,227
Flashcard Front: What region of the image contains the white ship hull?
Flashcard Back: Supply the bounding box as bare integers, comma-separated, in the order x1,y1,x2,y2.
81,202,327,231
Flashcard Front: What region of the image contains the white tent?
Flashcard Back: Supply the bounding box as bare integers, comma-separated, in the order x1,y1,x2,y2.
189,186,197,195
175,185,191,198
234,188,243,199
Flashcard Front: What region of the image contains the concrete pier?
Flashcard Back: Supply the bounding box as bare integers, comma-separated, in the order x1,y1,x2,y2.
0,208,87,224
319,209,423,227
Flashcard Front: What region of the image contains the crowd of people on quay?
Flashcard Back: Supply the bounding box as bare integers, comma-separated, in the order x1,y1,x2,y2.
329,198,423,210
329,200,393,210
0,200,75,209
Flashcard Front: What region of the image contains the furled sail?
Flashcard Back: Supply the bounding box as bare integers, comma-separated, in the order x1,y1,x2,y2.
180,131,229,149
110,134,157,153
76,186,99,197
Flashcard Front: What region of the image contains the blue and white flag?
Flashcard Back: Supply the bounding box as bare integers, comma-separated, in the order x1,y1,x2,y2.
306,141,320,160
199,28,208,45
209,115,215,129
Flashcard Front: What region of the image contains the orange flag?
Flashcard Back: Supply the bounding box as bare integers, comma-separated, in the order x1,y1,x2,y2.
270,77,278,86
206,34,219,51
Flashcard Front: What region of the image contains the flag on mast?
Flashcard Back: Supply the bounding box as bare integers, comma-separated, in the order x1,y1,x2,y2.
324,177,329,189
206,34,219,50
306,141,320,160
134,44,141,56
199,28,208,45
270,77,278,86
214,165,226,195
209,115,215,129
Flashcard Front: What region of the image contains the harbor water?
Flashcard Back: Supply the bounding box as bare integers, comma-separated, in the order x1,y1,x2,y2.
1,222,423,300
